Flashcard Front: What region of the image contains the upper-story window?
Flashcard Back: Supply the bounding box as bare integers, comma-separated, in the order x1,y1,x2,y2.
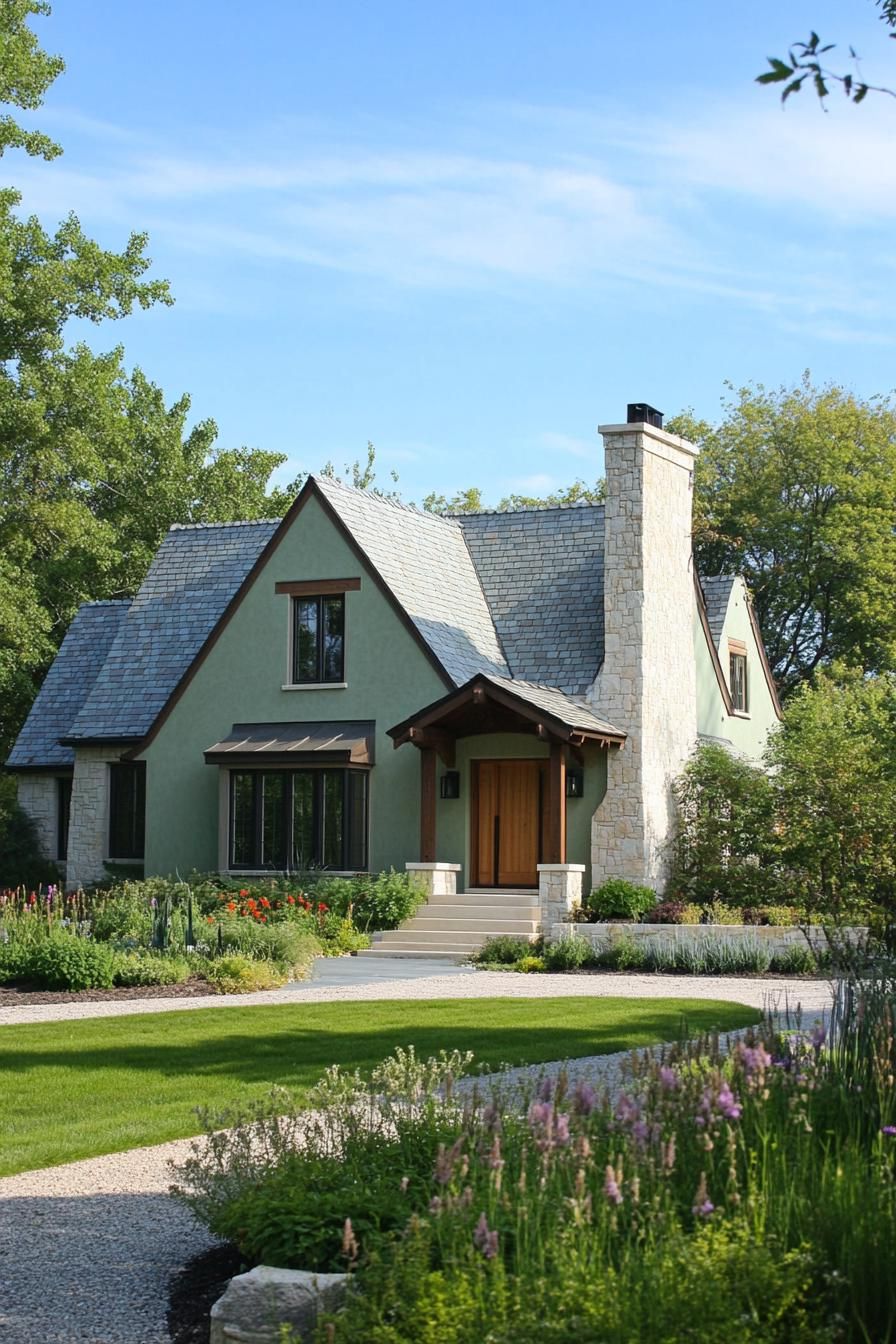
292,595,345,684
729,647,749,714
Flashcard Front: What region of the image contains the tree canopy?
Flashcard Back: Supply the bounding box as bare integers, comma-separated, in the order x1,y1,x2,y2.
756,1,896,106
0,1,294,758
669,377,896,697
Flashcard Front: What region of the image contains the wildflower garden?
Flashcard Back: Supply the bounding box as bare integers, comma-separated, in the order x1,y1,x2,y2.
173,970,896,1342
0,870,423,994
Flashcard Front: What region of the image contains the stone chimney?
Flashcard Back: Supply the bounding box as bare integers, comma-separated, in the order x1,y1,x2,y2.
588,405,699,890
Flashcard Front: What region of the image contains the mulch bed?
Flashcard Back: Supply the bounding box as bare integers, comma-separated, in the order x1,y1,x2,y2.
0,976,220,1006
168,1242,245,1344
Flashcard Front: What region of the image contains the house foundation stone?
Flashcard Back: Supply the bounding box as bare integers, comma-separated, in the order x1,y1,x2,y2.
538,863,585,933
405,861,461,899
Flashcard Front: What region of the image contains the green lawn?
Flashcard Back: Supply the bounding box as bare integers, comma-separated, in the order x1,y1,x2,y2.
0,996,759,1175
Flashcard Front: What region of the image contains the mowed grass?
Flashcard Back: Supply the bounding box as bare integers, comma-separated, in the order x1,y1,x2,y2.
0,996,759,1175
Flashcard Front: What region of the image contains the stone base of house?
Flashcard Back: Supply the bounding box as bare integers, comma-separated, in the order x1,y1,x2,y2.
16,773,64,878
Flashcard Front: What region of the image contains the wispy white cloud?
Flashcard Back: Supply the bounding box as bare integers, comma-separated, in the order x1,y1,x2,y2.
10,93,894,342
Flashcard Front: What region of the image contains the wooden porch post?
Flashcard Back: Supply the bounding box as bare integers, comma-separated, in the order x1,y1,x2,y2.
547,742,567,864
420,746,437,862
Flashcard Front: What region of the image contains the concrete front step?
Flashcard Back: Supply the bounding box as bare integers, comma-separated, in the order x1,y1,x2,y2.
355,948,468,962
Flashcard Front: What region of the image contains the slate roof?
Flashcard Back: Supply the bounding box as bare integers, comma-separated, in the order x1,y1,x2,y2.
701,574,738,649
10,474,745,764
314,475,509,684
458,505,605,694
479,675,623,738
7,601,131,768
65,519,279,741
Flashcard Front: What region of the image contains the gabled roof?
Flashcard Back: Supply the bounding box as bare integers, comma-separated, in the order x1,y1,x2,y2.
7,601,131,769
457,505,605,694
313,475,509,684
388,672,625,747
65,519,279,742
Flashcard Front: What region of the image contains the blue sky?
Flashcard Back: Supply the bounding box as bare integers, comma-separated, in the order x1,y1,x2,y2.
10,1,896,502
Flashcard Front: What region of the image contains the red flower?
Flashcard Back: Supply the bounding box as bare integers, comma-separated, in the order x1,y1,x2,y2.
205,915,215,924
260,897,271,909
286,895,296,904
317,902,329,913
239,889,249,897
226,901,237,913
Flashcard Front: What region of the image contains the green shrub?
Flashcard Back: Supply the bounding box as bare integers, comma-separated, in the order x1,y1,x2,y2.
598,932,647,970
705,899,744,925
515,955,546,973
113,951,193,987
216,919,320,978
30,934,117,990
90,883,154,942
588,878,656,921
543,934,594,971
0,777,61,890
770,943,820,976
205,955,288,994
471,935,535,966
0,939,32,984
351,869,425,931
668,742,783,909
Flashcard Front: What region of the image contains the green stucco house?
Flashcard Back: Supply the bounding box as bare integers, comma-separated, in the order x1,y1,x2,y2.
9,406,780,951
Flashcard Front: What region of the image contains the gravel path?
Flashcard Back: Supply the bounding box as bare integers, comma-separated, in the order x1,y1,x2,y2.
0,1137,216,1344
0,961,834,1027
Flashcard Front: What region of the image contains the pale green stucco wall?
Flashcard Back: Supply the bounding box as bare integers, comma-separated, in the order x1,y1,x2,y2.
695,578,780,760
139,494,449,878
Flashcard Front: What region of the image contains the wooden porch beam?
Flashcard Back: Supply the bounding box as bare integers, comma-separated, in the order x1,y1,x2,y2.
547,742,567,863
420,747,437,862
408,726,456,767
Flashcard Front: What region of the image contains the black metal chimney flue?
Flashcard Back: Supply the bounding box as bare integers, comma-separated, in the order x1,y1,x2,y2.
626,403,663,429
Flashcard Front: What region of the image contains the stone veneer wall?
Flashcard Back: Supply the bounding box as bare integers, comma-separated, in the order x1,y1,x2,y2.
588,422,699,891
16,773,63,872
550,922,867,955
65,747,121,889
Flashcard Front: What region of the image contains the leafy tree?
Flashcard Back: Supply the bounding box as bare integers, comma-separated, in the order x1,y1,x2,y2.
768,666,896,928
667,743,782,909
756,2,896,106
422,478,604,515
669,377,896,696
0,3,293,757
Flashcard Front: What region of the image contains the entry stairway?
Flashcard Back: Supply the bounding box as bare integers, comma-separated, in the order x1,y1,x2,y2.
357,888,541,962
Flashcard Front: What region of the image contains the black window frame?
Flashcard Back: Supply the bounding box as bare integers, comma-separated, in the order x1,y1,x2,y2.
291,594,345,685
56,776,72,861
729,651,749,714
229,768,368,872
108,762,146,861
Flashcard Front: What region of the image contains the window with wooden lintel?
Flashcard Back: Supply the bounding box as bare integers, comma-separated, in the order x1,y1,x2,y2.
729,641,748,714
230,768,368,871
275,579,359,686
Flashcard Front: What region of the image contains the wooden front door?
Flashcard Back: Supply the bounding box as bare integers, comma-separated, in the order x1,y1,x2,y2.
472,759,545,888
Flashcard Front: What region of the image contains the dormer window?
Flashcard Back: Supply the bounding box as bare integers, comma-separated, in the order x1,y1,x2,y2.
293,595,345,683
729,643,748,714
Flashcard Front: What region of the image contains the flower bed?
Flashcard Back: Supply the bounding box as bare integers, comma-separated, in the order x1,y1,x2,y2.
0,869,423,996
174,972,896,1342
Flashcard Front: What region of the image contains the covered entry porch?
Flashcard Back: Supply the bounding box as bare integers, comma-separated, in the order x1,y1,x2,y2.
376,676,625,957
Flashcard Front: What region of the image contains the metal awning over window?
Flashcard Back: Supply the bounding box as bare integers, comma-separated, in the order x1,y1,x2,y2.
204,721,375,767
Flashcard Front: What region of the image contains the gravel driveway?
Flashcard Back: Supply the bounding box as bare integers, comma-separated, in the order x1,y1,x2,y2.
0,960,834,1027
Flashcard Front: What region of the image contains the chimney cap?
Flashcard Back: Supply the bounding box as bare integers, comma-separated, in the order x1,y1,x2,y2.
627,403,663,429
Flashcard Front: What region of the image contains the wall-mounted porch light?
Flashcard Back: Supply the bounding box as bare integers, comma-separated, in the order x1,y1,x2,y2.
566,769,584,798
440,770,461,799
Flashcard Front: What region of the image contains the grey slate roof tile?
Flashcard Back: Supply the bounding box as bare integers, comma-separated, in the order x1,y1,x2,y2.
701,574,738,649
65,519,279,741
313,475,509,684
7,601,131,768
457,505,605,695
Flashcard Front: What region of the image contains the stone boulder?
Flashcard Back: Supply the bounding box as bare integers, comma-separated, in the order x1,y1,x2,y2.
209,1264,349,1343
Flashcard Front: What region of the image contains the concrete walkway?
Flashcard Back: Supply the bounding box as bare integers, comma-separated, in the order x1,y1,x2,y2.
0,956,834,1027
